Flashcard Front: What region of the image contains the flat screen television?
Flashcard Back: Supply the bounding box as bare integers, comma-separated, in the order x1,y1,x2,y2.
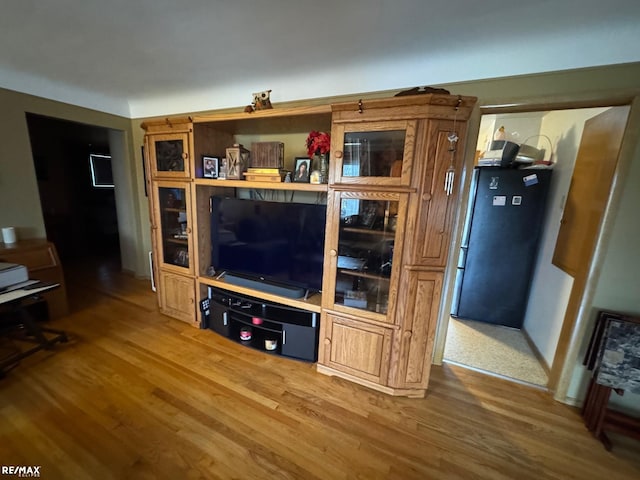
210,196,327,295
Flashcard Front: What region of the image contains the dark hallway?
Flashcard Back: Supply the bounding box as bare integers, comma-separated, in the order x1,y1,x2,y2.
26,114,120,265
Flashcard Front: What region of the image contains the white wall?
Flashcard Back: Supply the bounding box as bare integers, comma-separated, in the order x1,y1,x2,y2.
108,130,137,274
523,108,607,365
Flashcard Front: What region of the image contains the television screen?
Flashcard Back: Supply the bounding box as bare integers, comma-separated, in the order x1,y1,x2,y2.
210,196,327,292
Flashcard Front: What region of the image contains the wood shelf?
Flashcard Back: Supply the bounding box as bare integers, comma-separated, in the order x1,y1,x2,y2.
199,275,322,313
194,178,328,192
193,104,332,124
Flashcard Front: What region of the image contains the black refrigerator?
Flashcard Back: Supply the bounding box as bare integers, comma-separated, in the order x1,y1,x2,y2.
451,167,552,328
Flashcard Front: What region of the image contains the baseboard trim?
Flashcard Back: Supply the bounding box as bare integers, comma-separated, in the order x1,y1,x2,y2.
316,364,426,398
522,327,551,376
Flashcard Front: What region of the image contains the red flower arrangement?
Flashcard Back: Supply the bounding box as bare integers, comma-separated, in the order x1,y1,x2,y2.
306,131,331,158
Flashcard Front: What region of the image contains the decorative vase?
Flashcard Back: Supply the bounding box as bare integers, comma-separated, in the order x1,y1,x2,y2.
316,153,329,184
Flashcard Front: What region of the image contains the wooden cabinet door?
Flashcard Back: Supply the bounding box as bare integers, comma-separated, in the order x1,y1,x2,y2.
320,313,392,384
321,190,409,325
552,106,630,277
408,119,467,267
148,132,192,179
159,271,195,323
389,270,442,389
151,181,193,275
330,120,417,186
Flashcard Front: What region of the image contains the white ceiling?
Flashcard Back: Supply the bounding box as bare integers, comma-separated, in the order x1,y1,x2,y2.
1,0,639,118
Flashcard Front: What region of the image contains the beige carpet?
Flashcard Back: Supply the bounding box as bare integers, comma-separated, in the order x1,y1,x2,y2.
444,317,548,387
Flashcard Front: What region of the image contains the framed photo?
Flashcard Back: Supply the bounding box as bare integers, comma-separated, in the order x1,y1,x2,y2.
359,203,378,228
203,156,219,178
141,146,147,196
293,157,311,183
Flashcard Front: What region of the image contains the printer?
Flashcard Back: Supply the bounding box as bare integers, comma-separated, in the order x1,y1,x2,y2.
0,262,29,290
478,140,546,168
478,140,520,167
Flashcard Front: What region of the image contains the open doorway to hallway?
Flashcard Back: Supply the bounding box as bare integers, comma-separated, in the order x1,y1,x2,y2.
26,114,121,272
443,105,614,388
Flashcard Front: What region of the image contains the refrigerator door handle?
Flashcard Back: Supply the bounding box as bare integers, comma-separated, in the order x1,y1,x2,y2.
458,247,467,268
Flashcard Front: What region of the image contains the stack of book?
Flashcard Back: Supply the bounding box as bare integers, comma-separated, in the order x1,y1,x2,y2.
243,167,286,182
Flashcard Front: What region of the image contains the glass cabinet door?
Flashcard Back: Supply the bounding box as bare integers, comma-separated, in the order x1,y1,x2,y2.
148,133,191,178
332,120,416,185
152,182,192,273
325,192,408,321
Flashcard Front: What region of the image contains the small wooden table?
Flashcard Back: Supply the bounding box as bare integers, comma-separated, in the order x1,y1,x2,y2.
0,281,68,376
582,310,640,450
582,380,640,450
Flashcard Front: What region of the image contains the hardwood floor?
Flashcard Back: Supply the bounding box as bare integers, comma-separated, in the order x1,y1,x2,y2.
1,260,638,479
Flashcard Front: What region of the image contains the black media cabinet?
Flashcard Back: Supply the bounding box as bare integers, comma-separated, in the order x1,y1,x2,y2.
203,286,319,362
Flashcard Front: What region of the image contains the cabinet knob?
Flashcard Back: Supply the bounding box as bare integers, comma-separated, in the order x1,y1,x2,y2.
181,152,188,160
403,330,412,339
329,249,337,257
324,338,331,345
422,192,432,201
185,227,192,234
334,150,343,159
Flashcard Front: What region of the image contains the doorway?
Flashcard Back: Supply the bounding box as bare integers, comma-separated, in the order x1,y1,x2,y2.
26,114,121,270
442,106,611,387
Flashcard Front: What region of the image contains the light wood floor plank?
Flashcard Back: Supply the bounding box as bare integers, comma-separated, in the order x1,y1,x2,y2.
1,259,638,479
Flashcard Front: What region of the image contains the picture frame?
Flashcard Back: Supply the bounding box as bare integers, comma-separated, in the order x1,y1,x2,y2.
293,157,311,183
203,156,219,178
359,203,378,228
141,146,147,196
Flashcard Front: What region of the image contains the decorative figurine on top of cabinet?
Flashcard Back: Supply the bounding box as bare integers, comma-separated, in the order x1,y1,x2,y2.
394,85,450,96
244,90,273,113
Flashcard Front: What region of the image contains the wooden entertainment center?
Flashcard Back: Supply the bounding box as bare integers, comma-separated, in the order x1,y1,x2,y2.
142,93,476,397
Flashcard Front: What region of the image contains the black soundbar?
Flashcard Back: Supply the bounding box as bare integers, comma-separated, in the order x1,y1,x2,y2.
223,272,306,299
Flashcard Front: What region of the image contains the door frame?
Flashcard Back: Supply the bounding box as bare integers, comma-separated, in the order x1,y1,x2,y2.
432,93,640,402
